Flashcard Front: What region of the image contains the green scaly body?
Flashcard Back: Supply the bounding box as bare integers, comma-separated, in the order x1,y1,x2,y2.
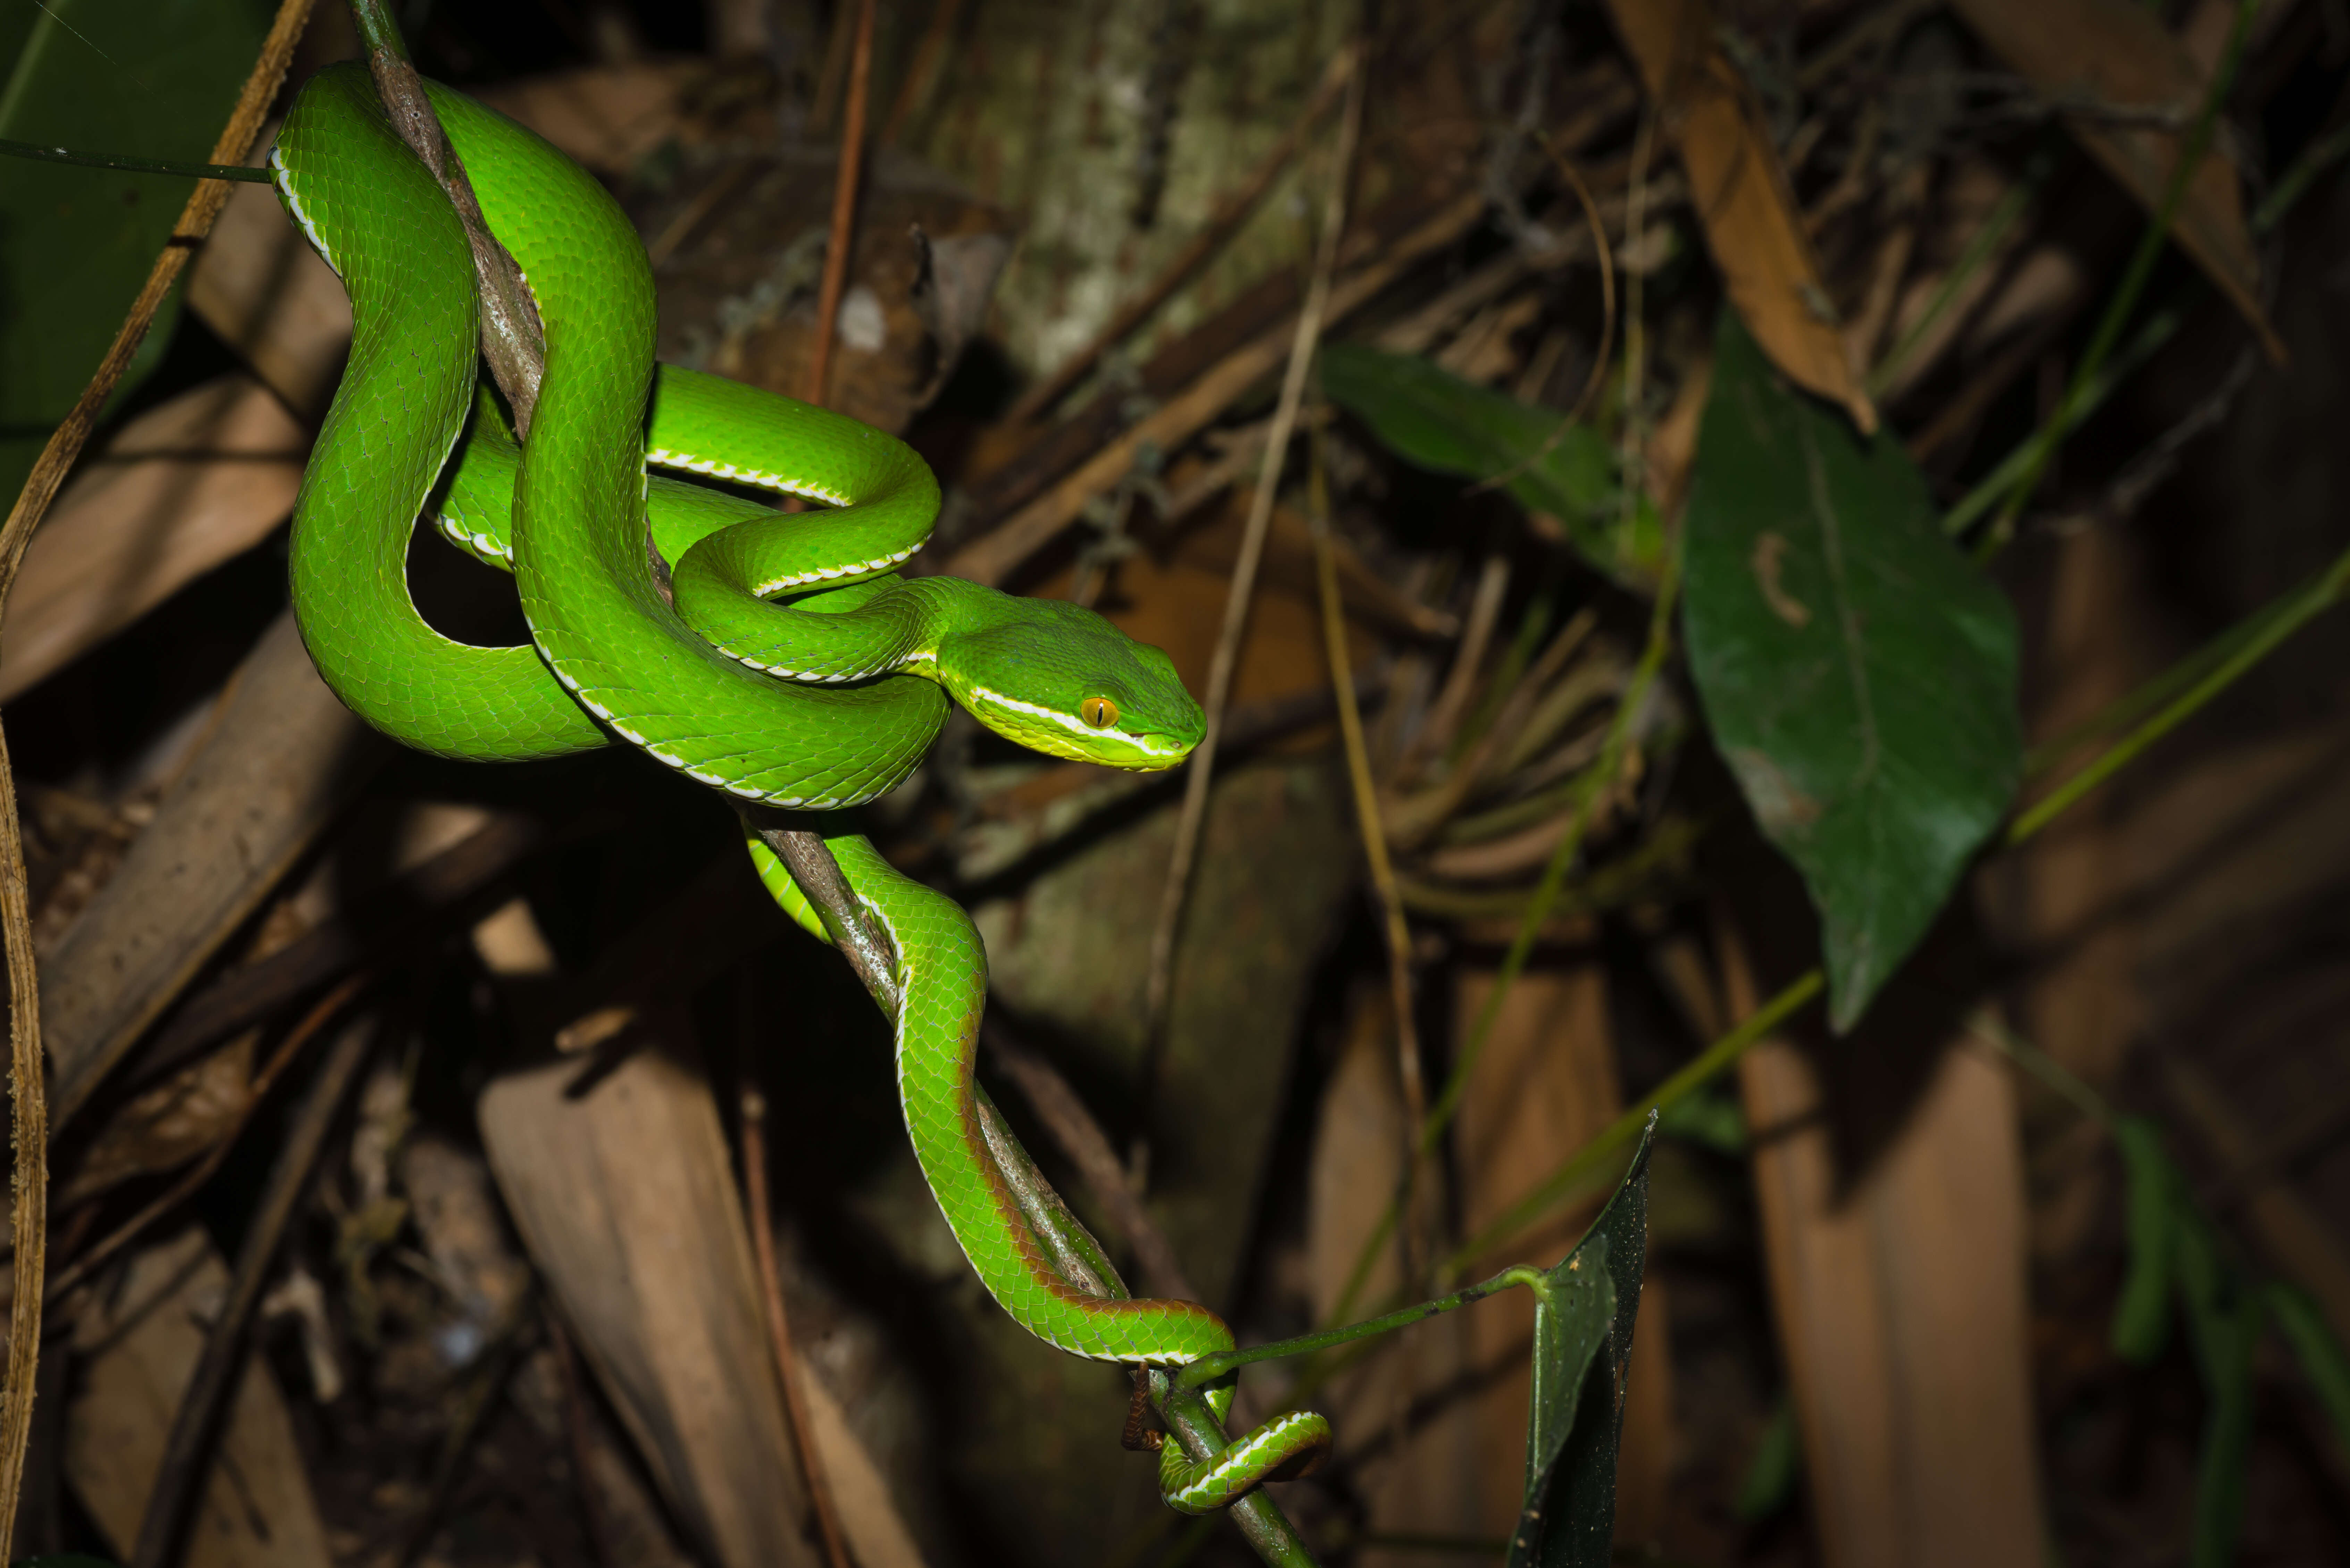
272,64,1323,1511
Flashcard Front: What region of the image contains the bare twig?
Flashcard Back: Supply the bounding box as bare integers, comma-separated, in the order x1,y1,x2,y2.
44,972,370,1306
0,3,316,1551
750,817,903,1015
877,0,965,148
740,1084,851,1568
1002,42,1362,428
131,1010,378,1568
805,0,877,409
982,1023,1198,1300
550,1311,618,1568
1138,59,1367,1102
351,0,547,430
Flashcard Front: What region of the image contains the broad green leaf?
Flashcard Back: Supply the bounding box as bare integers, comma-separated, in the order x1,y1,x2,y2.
1733,1394,1801,1523
1319,343,1665,589
2109,1116,2179,1363
0,0,274,504
1509,1117,1655,1568
1655,1082,1747,1155
2267,1282,2350,1455
1682,311,2022,1030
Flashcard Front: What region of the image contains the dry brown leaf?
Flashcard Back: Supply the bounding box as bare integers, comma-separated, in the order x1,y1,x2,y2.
1605,0,1879,432
1951,0,2285,362
0,375,306,704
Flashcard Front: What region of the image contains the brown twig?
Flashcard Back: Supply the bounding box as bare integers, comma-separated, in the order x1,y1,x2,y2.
352,1,546,430
805,0,877,410
740,1084,851,1568
750,817,903,1015
942,190,1486,588
1468,136,1618,496
549,1311,618,1568
131,1008,378,1568
0,3,317,1552
982,1023,1198,1301
44,972,371,1307
1137,60,1368,1095
1001,42,1362,428
877,0,965,147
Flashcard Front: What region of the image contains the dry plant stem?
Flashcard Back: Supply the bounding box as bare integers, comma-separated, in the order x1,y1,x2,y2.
131,1011,377,1568
549,1312,618,1568
983,1023,1199,1300
876,0,965,146
805,0,878,409
354,0,547,430
1406,556,1511,774
1002,42,1362,427
740,1084,852,1568
44,971,370,1306
1615,104,1656,525
752,819,904,1015
1469,137,1618,494
1140,63,1367,1077
0,3,315,1552
1304,420,1426,1154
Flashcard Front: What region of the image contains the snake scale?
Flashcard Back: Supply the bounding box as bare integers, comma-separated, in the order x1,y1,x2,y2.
271,64,1326,1512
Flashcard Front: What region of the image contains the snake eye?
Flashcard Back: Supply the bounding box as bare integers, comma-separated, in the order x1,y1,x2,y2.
1081,697,1119,730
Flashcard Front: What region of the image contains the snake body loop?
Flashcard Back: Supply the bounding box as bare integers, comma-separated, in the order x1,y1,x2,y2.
274,65,1326,1511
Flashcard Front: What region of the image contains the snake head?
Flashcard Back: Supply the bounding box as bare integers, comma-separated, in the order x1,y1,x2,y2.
938,600,1204,770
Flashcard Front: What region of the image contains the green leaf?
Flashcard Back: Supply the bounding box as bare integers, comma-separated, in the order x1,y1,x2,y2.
1733,1394,1801,1523
1682,310,2022,1030
2109,1116,2179,1364
1318,343,1664,589
0,0,275,504
1509,1117,1656,1568
2267,1282,2350,1456
1654,1082,1747,1155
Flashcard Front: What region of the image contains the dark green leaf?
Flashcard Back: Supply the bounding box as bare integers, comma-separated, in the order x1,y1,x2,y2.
2109,1116,2178,1364
1509,1117,1656,1568
2267,1282,2350,1456
1733,1394,1802,1523
0,0,275,503
1318,343,1664,589
1682,310,2022,1030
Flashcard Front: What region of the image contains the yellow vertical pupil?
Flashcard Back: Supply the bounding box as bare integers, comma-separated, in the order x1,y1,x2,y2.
1082,697,1118,729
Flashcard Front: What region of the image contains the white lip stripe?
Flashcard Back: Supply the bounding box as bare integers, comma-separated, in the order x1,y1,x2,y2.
964,683,1187,760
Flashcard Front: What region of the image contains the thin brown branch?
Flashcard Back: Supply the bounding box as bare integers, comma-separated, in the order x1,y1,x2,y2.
740,1084,851,1568
44,971,370,1307
356,3,547,429
1138,60,1368,1103
982,1022,1198,1301
805,0,877,410
130,1009,377,1568
0,2,317,1552
549,1311,618,1568
877,0,965,148
1001,41,1361,428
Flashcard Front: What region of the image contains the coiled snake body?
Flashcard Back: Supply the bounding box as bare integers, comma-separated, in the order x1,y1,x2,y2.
273,64,1325,1512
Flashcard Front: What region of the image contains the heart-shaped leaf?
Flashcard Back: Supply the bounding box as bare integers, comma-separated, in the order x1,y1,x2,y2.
1682,310,2022,1029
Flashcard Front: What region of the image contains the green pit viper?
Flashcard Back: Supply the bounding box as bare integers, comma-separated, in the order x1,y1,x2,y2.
271,64,1327,1512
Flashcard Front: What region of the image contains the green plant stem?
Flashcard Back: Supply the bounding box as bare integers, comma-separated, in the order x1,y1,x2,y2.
1177,1266,1549,1392
2006,540,2350,846
2253,121,2350,233
1868,149,2051,397
1973,0,2255,558
1939,305,2182,538
1153,1375,1319,1567
0,136,272,182
1438,971,1822,1278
